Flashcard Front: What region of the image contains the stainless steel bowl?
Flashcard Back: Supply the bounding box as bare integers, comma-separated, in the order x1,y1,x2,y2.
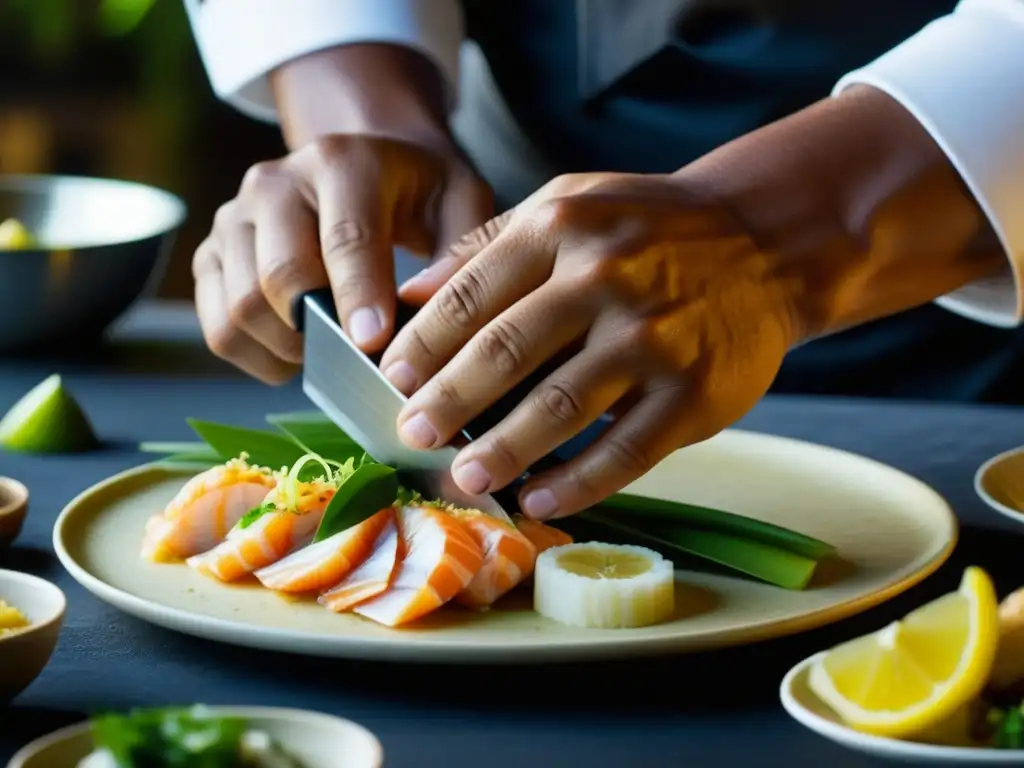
0,174,187,353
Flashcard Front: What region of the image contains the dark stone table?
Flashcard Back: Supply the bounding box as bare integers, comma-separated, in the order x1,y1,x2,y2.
2,302,1023,767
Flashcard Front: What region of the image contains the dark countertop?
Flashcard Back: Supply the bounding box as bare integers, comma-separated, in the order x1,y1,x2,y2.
2,302,1024,767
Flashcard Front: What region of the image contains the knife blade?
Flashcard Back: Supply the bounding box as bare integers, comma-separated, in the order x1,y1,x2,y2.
297,288,515,523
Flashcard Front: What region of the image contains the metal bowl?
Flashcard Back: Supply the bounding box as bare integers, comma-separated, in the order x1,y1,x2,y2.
0,174,187,353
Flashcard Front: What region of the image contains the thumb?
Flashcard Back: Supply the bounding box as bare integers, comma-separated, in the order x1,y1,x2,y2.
398,174,505,305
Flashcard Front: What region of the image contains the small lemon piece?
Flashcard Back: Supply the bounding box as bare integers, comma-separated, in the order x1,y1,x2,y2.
533,542,674,628
0,218,38,249
0,374,99,454
809,566,999,738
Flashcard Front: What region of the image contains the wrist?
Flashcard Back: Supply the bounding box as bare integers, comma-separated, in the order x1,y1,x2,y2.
673,85,1005,341
270,43,455,152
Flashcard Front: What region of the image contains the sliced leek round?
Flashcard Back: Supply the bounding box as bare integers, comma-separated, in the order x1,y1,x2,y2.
533,542,674,628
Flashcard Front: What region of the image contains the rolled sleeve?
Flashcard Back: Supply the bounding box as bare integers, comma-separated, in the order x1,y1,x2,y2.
183,0,463,123
834,0,1024,328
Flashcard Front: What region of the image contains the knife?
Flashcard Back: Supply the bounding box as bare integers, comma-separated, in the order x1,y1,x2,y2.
295,287,520,523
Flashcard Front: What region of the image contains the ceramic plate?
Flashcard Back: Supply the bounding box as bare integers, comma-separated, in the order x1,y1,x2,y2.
781,653,1023,764
975,446,1024,525
53,429,957,664
6,706,383,768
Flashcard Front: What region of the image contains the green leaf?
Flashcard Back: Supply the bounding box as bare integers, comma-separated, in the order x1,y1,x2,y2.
313,464,399,543
238,503,274,530
597,492,835,561
579,511,820,590
186,418,307,471
90,706,247,767
266,411,364,465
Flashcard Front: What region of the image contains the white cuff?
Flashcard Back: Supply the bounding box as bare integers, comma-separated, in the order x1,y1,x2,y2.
834,0,1024,328
183,0,463,124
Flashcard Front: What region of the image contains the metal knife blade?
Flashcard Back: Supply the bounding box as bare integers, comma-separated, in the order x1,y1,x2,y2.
299,288,513,523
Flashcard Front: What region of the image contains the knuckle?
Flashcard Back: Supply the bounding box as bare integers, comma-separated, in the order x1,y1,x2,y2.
205,323,242,360
436,269,487,331
240,161,283,195
485,434,522,472
537,381,585,424
227,286,267,328
434,376,466,411
303,135,347,167
604,435,653,475
533,196,576,231
259,257,305,298
320,219,376,262
191,239,220,279
476,320,527,376
211,201,238,231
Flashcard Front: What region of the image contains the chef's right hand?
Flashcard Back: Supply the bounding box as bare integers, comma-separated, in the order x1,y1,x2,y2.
193,134,493,384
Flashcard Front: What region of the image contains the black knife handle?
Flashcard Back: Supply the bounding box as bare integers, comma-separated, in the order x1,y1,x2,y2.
291,288,582,474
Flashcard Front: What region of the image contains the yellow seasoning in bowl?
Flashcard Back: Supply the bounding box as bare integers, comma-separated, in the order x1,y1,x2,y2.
0,599,30,636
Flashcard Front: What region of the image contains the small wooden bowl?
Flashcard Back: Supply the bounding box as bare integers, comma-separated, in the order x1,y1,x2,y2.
0,477,28,549
0,569,65,702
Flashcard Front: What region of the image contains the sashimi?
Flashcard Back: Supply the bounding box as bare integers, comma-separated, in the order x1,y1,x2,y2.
351,504,484,627
255,508,395,593
512,514,573,553
141,456,278,562
187,454,351,582
448,510,537,608
319,517,402,612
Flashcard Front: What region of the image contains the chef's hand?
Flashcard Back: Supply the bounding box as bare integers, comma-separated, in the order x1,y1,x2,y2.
192,44,492,385
380,87,1002,520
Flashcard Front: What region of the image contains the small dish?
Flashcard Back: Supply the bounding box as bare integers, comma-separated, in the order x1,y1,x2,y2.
780,653,1024,765
6,706,385,768
975,447,1024,524
0,569,66,701
0,477,28,549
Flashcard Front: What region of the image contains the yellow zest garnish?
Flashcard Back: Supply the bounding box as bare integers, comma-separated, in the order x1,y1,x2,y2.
275,453,356,512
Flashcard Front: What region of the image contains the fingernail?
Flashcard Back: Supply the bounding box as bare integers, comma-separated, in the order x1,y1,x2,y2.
348,307,383,347
384,361,417,395
453,460,492,495
522,488,559,520
399,412,438,449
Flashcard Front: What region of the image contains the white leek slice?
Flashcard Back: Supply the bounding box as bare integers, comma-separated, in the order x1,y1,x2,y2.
533,542,674,628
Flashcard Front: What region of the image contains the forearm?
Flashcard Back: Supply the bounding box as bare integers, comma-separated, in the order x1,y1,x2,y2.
270,44,453,151
675,86,1005,339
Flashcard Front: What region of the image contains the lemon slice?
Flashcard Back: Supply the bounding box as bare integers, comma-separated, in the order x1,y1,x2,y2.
809,566,999,738
0,374,99,454
533,542,674,628
0,218,38,249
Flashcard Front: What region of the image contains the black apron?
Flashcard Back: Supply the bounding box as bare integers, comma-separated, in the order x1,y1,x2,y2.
454,0,1024,405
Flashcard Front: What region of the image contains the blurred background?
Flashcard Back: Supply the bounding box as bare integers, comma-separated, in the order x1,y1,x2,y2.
0,0,281,300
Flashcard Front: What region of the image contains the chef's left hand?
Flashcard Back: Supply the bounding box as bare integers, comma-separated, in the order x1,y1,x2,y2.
379,171,801,520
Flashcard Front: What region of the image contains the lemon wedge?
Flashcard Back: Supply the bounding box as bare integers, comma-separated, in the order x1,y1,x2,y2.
0,374,99,454
809,565,999,738
0,218,38,249
533,542,674,628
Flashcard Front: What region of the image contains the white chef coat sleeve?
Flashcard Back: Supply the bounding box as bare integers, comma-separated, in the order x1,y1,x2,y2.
182,0,463,124
833,0,1024,328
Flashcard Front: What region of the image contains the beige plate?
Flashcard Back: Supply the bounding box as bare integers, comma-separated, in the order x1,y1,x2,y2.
6,706,383,768
53,429,957,664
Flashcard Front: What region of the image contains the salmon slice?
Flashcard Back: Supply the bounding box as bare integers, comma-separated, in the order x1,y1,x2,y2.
350,504,484,627
254,508,395,593
141,458,278,562
512,514,573,554
187,480,335,582
448,511,537,608
319,516,402,612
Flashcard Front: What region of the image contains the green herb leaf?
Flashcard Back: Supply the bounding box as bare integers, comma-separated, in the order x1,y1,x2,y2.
90,705,247,768
578,511,819,590
266,411,365,465
187,418,306,471
313,464,399,543
238,503,274,530
596,492,835,561
994,705,1024,749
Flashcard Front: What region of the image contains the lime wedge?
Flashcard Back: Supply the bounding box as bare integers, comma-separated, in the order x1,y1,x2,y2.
0,374,99,453
0,218,38,250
